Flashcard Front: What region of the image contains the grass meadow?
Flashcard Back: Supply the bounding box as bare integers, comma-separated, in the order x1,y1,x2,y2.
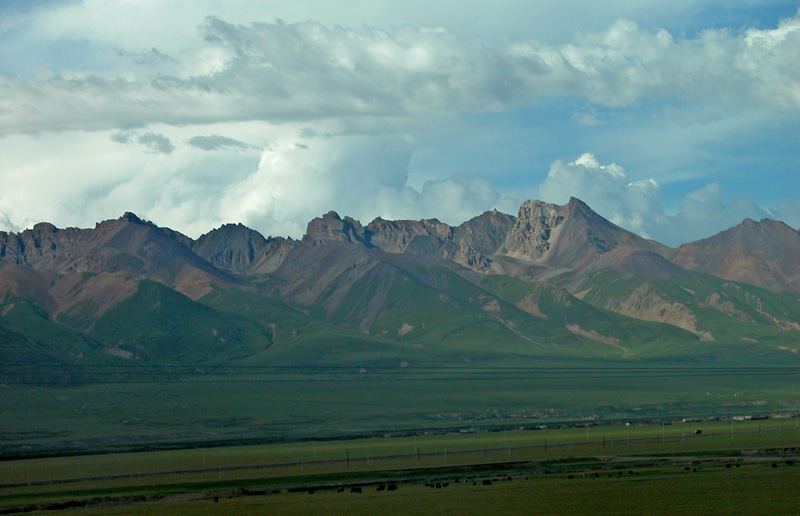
2,418,800,515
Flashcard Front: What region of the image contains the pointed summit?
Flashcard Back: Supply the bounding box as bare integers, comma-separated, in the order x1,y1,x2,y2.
302,211,368,246
0,214,230,299
669,218,800,293
500,198,666,271
120,212,143,224
193,223,294,274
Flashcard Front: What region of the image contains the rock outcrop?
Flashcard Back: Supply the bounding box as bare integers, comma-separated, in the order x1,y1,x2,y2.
302,211,369,246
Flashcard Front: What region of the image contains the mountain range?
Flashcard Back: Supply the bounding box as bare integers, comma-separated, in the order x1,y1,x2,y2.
2,197,800,383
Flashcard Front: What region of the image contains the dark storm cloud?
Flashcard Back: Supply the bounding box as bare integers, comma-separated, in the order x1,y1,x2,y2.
188,134,252,151
137,132,174,154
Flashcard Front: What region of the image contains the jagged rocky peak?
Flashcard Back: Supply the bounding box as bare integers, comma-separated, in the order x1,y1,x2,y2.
120,212,143,223
193,223,273,271
454,209,517,255
31,222,58,233
366,217,453,254
196,222,268,246
501,199,568,260
93,211,148,230
302,211,368,246
497,197,662,270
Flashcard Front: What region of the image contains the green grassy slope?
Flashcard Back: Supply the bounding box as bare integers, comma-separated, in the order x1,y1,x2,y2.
0,294,104,360
575,269,800,356
87,280,273,364
476,275,699,356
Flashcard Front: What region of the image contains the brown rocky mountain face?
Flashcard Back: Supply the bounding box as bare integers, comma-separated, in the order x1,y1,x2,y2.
501,197,669,272
193,223,296,275
0,212,232,302
453,209,516,255
297,198,677,281
1,199,798,364
302,211,370,246
668,218,800,293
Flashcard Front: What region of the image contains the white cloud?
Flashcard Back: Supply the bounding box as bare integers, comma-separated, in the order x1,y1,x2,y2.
22,0,747,53
539,153,665,239
1,7,798,244
0,125,262,236
3,12,800,136
217,133,519,237
537,153,798,245
375,175,523,224
771,200,800,230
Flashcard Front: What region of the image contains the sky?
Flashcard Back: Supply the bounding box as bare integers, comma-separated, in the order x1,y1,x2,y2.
0,1,798,246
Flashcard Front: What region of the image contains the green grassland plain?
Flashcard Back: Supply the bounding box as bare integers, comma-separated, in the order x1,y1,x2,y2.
2,419,800,515
3,356,800,455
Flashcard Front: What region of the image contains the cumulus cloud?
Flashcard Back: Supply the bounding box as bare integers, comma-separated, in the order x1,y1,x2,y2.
0,127,264,237
771,200,800,230
375,175,523,224
0,119,520,239
214,133,518,237
2,13,800,135
1,8,798,244
20,0,743,57
538,153,799,245
0,123,795,245
539,153,666,239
